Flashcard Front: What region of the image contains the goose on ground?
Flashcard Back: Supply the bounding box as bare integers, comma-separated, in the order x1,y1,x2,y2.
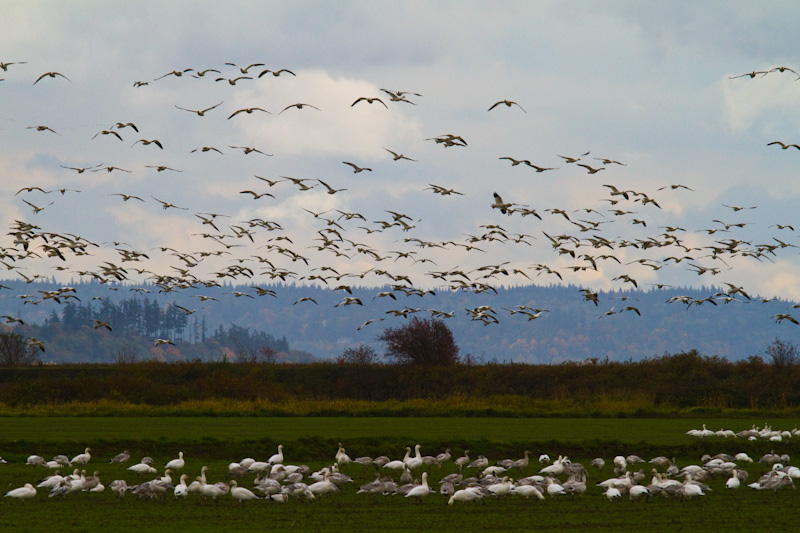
483,465,507,476
335,444,351,468
110,479,128,498
405,472,431,501
629,485,649,501
71,448,91,466
165,451,185,471
127,463,157,474
604,482,622,501
159,469,173,484
384,448,412,470
448,487,483,505
307,473,339,497
110,450,130,464
198,478,226,502
545,478,566,497
357,473,386,496
435,449,451,465
562,478,587,499
174,474,188,498
253,476,281,496
248,460,271,473
30,455,54,468
511,483,545,500
268,445,284,465
353,456,374,469
454,451,470,468
405,444,424,471
5,483,36,501
82,471,101,492
468,455,489,470
486,476,513,497
540,456,566,476
511,451,531,472
230,480,259,503
36,468,61,488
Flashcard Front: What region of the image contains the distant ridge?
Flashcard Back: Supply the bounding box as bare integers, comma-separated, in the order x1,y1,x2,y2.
0,279,797,363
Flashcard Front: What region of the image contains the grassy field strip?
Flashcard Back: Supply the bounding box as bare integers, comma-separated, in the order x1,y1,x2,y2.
2,417,795,444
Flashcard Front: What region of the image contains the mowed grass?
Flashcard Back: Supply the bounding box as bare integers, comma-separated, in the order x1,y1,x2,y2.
2,418,800,531
3,417,794,444
0,453,798,532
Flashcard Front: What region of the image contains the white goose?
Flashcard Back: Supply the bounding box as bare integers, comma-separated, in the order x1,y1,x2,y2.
127,463,157,474
165,451,185,471
174,474,189,498
539,455,566,476
454,450,470,468
26,455,45,466
405,444,424,471
629,485,649,501
604,482,622,501
307,473,339,497
71,448,91,466
511,483,544,500
198,477,226,501
5,483,37,501
335,443,351,467
268,445,284,465
248,460,271,473
230,480,259,503
448,487,483,505
37,471,64,489
384,448,412,471
405,472,431,501
487,476,514,497
545,477,566,497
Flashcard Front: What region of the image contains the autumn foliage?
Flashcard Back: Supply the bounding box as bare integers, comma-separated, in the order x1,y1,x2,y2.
377,317,460,365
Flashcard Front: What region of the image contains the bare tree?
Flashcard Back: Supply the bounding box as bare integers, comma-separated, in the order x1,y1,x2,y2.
378,317,459,365
337,344,381,364
233,340,276,363
114,345,140,364
0,331,41,366
765,338,800,369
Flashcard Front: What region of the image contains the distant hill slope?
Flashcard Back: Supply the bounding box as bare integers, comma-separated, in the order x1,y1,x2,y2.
1,279,798,363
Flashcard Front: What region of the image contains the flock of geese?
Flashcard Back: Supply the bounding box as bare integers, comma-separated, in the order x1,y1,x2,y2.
2,60,800,352
686,424,800,442
5,429,799,504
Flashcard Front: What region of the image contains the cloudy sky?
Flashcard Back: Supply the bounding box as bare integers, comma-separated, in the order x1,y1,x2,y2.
2,1,800,325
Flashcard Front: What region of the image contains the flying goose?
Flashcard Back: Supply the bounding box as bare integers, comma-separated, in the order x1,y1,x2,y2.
258,68,296,77
488,99,526,112
352,97,388,108
26,125,60,135
383,148,417,161
175,101,223,116
279,102,321,113
224,62,264,74
342,161,371,172
228,107,270,119
215,76,252,85
33,71,70,84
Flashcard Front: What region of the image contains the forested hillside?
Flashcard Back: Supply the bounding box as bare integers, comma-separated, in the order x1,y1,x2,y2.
1,279,797,363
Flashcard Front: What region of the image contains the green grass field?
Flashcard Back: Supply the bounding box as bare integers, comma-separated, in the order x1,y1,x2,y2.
1,417,799,532
3,417,795,444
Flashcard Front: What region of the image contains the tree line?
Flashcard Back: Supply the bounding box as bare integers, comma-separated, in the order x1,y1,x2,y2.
1,343,799,410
